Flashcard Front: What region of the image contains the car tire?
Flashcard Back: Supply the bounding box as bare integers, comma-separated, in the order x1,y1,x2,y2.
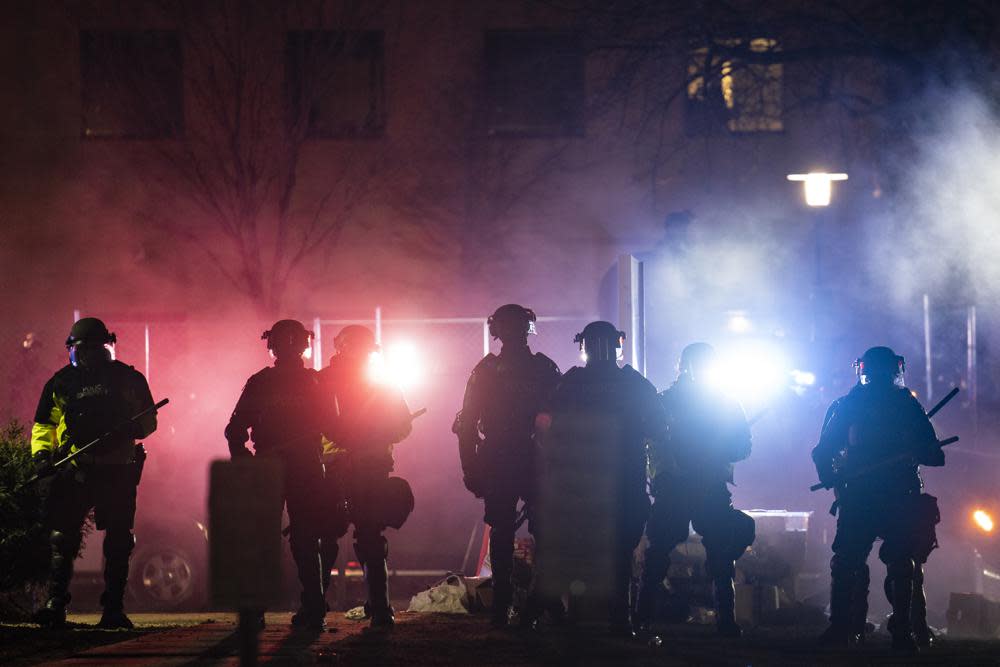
128,541,202,611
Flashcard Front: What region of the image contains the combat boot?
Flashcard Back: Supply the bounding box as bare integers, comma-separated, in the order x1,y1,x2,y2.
714,577,742,638
819,564,860,647
36,529,78,629
365,559,395,628
886,559,918,653
291,599,327,630
33,599,68,629
634,550,670,635
911,564,934,648
99,529,135,630
97,609,134,630
489,527,515,628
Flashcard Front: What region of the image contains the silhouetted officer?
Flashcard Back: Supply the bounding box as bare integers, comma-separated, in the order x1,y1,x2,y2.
812,346,944,651
31,317,157,629
635,342,754,638
320,325,414,628
453,304,560,626
225,320,334,629
541,321,665,636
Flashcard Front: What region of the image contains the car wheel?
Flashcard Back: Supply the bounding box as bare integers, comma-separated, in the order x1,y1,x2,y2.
129,543,200,610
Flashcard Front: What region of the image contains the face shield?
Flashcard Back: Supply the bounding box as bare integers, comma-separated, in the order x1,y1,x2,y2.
69,342,114,367
855,357,905,387
580,336,623,363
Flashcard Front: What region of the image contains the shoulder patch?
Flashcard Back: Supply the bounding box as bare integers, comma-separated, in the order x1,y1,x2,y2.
533,352,561,375
471,353,500,375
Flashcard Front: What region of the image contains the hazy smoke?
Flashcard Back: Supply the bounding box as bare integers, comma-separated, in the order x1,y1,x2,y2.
873,87,1000,308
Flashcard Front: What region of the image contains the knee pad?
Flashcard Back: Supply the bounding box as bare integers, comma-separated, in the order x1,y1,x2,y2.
887,558,915,581
830,553,865,578
355,534,388,563
706,558,736,580
103,530,135,560
50,529,82,557
730,510,756,555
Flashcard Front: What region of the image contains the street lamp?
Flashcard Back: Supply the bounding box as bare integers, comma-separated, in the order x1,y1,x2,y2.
786,172,848,207
787,171,848,342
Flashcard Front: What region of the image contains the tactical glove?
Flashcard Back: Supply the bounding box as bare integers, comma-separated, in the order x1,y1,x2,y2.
33,452,54,477
229,444,254,460
920,443,946,467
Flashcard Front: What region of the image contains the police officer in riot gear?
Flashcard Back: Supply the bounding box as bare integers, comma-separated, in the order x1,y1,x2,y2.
542,321,665,636
454,304,560,627
635,342,754,638
226,319,335,629
319,325,414,628
31,317,158,629
812,346,944,651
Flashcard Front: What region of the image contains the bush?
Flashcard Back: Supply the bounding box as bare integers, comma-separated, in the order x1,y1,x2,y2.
0,421,51,619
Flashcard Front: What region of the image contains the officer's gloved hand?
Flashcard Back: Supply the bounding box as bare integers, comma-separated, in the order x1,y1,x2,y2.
32,452,54,478
112,420,144,440
462,469,484,498
817,466,837,489
462,476,481,498
920,443,946,467
229,444,254,461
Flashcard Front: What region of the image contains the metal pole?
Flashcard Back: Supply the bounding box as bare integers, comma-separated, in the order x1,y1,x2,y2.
483,320,490,357
375,306,382,345
73,309,80,323
923,294,933,403
312,316,323,371
968,305,978,448
617,254,645,373
144,324,150,381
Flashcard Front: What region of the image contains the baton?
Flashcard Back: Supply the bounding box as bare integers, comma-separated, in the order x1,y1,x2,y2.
23,398,169,486
809,435,959,492
810,386,960,493
927,387,960,419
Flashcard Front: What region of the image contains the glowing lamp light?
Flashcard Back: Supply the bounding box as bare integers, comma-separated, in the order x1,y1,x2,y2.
973,509,994,533
368,341,422,389
727,313,752,334
705,341,789,403
787,172,848,207
791,369,816,386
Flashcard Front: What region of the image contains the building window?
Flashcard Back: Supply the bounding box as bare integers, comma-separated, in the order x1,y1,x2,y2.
686,38,783,134
286,31,386,139
485,30,584,137
80,30,183,139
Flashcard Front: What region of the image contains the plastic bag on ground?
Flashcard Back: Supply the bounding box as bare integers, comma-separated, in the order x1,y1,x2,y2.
406,574,470,614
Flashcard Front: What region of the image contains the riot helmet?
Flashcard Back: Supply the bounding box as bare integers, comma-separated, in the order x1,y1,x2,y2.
574,321,625,364
65,317,116,367
487,304,537,344
854,346,905,386
262,319,312,361
678,342,716,383
333,324,378,361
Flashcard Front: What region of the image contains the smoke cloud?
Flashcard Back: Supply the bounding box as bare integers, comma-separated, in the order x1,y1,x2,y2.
871,86,1000,308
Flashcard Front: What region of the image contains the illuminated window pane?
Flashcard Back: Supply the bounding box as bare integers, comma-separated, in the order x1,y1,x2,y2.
686,38,782,134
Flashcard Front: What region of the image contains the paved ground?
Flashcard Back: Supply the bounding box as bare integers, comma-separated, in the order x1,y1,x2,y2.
3,612,1000,666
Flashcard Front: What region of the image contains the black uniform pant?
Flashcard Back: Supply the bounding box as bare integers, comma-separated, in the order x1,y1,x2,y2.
344,458,394,616
829,492,938,637
42,464,139,611
281,458,344,615
638,482,755,624
482,451,536,618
